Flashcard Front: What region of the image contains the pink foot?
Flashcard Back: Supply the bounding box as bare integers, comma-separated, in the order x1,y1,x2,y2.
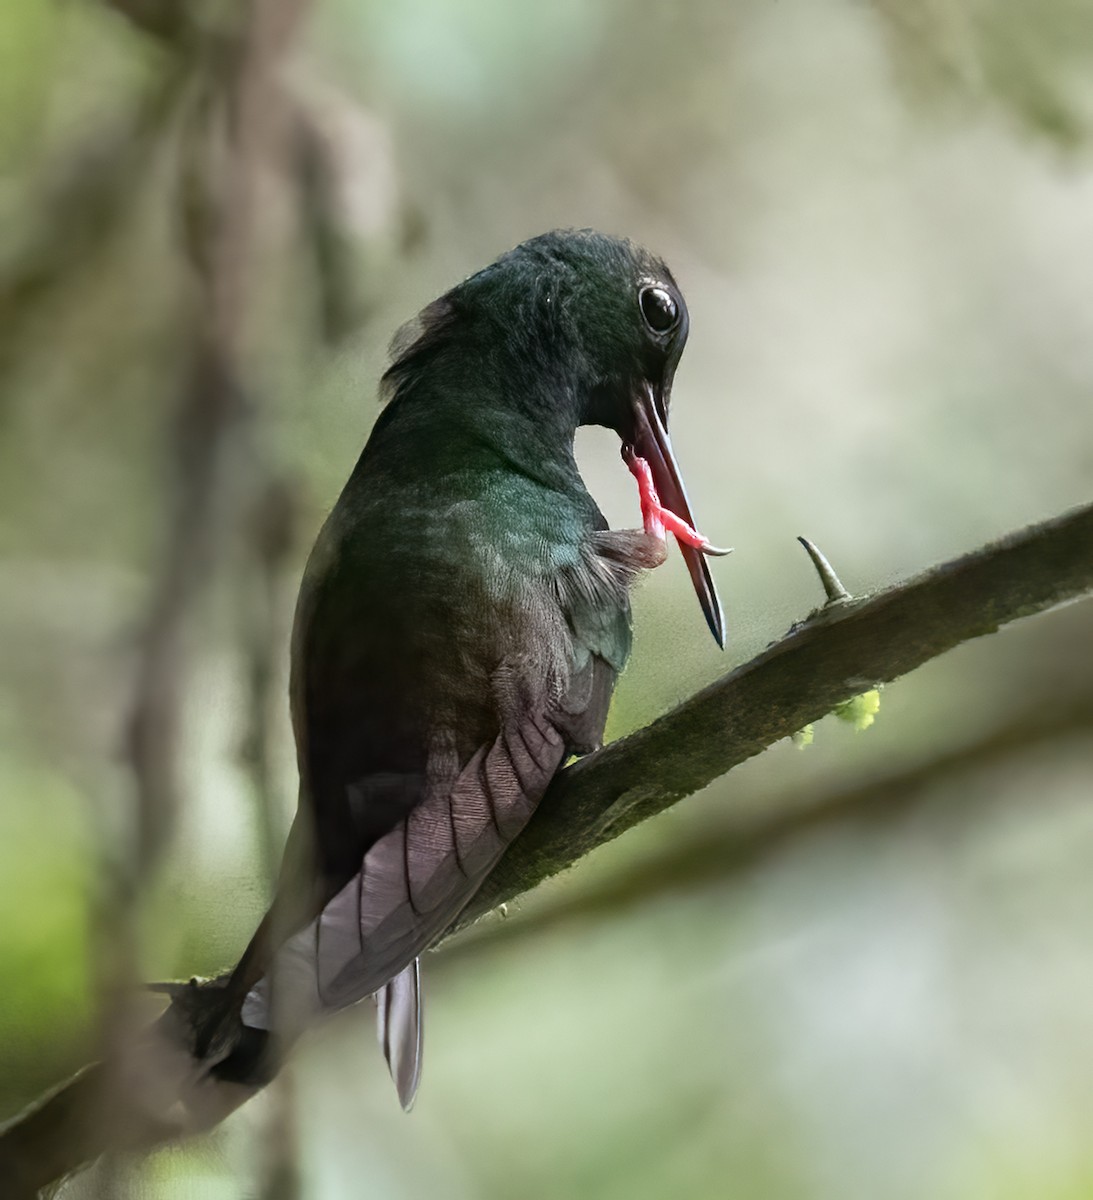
623,449,718,552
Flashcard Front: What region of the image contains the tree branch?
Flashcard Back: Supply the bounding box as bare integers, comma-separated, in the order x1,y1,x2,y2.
442,694,1093,962
1,502,1091,1194
454,499,1093,929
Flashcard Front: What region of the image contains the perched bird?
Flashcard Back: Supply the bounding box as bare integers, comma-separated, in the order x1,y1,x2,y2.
197,229,726,1109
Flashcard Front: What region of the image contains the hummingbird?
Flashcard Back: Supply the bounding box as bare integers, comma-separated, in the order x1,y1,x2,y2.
196,229,727,1109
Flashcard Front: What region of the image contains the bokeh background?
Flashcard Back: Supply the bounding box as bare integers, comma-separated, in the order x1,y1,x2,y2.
2,1,1093,1197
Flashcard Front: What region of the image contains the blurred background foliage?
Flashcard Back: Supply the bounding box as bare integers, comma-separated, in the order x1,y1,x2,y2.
1,0,1092,1197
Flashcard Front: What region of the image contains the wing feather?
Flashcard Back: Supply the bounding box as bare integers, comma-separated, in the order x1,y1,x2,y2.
242,705,568,1032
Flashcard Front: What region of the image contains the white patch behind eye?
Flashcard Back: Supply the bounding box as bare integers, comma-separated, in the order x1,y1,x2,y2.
380,297,456,404
387,313,428,362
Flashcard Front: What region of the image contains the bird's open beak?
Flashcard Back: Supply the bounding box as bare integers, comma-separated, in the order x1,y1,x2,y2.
628,383,726,648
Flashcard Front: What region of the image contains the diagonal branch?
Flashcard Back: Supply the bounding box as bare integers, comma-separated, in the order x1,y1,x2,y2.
454,499,1093,929
1,501,1091,1195
443,695,1093,961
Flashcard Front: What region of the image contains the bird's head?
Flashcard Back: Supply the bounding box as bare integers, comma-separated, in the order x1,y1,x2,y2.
382,229,725,645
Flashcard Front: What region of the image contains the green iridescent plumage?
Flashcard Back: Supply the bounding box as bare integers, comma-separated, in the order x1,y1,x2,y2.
199,230,723,1108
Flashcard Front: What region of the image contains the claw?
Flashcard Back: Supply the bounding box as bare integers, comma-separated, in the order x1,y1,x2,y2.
624,449,731,556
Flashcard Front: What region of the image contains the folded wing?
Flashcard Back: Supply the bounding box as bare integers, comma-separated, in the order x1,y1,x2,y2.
240,705,569,1043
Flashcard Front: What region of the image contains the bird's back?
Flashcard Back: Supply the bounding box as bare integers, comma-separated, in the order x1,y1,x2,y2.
205,229,719,1109
293,435,622,866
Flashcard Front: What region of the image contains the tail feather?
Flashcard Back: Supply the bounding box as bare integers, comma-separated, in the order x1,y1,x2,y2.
373,958,423,1111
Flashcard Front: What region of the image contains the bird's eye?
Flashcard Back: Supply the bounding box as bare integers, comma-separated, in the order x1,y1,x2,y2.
639,285,679,335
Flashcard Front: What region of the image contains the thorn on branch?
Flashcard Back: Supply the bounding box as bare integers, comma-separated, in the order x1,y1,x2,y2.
798,536,853,605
